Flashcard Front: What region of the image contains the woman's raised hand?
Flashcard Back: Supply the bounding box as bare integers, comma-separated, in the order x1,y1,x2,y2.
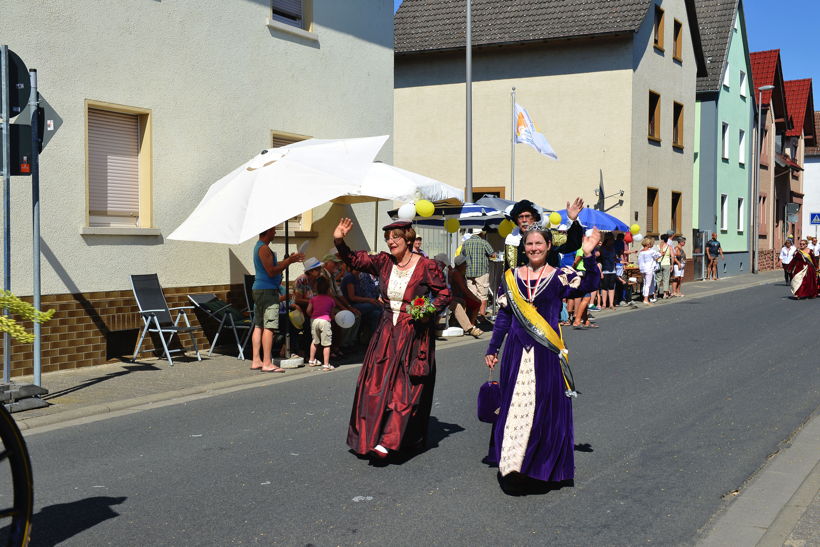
484,354,498,369
333,217,354,240
581,227,602,256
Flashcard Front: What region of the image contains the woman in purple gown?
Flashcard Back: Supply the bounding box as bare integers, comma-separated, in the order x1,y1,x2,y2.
333,217,451,459
484,227,601,486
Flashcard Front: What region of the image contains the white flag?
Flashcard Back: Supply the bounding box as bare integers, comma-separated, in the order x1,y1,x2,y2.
514,103,558,160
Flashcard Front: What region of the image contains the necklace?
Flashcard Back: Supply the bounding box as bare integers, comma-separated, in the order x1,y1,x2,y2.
396,253,414,268
524,264,546,302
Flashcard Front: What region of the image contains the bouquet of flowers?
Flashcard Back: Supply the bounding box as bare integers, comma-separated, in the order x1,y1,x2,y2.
408,296,436,320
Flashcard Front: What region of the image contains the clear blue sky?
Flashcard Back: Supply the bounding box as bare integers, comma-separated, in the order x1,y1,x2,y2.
393,0,819,110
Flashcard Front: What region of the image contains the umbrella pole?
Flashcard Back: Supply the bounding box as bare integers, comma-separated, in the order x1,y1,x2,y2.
278,219,302,368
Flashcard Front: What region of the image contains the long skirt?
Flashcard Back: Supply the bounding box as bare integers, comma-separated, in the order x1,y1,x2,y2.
347,313,435,454
487,337,574,482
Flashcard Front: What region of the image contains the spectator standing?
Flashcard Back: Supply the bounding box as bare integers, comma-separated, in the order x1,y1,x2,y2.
705,232,724,280
638,238,660,305
412,236,428,257
462,228,495,317
251,226,304,373
448,255,483,337
598,233,618,310
671,236,687,297
306,276,335,370
656,234,674,299
779,239,796,283
571,247,596,327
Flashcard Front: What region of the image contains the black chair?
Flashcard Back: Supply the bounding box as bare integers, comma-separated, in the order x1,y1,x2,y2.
130,274,202,366
187,293,252,360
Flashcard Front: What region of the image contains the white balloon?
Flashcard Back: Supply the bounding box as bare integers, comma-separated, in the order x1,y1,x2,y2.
398,203,416,221
633,233,644,243
335,310,356,329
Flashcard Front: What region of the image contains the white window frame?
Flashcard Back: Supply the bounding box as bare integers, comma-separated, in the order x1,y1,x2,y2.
722,123,730,160
723,64,731,88
720,194,729,231
739,70,748,97
737,197,745,232
739,129,746,165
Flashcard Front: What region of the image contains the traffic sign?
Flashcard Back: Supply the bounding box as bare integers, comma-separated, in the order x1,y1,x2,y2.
5,49,30,117
810,213,820,225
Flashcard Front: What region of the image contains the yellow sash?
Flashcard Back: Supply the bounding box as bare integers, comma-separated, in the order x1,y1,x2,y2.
503,269,576,396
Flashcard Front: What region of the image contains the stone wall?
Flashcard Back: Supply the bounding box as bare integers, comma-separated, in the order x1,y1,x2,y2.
1,284,247,378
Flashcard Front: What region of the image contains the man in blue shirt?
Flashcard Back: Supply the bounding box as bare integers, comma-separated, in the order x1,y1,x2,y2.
252,226,303,372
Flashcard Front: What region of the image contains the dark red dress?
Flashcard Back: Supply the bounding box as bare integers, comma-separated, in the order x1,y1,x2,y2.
786,250,818,299
336,241,451,455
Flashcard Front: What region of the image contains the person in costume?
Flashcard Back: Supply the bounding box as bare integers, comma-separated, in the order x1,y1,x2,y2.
504,198,585,269
333,218,451,459
786,239,818,299
485,226,601,488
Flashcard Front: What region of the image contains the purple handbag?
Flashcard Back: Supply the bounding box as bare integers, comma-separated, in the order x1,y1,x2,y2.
477,371,501,423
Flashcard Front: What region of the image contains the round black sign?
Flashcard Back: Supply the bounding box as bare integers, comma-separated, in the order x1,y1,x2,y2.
5,49,30,117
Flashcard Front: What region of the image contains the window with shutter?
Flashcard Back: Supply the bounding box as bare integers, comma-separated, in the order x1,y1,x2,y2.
88,109,141,227
272,0,304,29
271,130,311,231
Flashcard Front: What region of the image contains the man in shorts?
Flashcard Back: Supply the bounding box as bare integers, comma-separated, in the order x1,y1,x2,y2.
705,232,723,280
251,226,304,372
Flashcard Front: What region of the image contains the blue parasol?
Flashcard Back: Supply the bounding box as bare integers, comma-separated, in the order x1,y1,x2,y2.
556,207,629,232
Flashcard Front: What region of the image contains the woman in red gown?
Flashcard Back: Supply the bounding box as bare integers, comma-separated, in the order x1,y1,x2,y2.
333,218,451,459
786,240,818,299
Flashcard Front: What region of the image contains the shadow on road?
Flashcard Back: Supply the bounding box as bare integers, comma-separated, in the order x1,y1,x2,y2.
15,496,127,546
574,443,593,452
497,472,574,497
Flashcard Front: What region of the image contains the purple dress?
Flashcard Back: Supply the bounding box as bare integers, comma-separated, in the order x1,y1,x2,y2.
485,257,600,481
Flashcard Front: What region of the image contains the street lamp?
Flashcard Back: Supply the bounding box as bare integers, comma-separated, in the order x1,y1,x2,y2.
752,84,775,274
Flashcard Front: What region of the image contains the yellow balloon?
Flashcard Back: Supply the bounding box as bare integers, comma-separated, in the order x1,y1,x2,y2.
415,199,435,218
630,224,641,235
549,211,562,226
498,219,514,237
444,218,461,233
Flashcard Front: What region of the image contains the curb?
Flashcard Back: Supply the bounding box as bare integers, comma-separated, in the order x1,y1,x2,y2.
697,413,820,546
15,335,486,434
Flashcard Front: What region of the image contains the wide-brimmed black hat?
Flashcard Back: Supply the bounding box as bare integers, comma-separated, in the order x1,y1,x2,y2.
509,200,541,222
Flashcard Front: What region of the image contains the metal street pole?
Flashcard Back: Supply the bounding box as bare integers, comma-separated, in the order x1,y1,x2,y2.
510,87,516,201
1,46,10,382
29,69,41,386
465,0,473,201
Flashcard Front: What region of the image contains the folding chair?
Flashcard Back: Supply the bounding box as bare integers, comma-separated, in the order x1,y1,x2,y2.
130,274,202,366
187,293,252,360
243,274,256,324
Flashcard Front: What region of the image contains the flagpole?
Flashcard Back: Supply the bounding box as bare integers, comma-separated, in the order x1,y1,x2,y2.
465,0,473,201
510,87,516,202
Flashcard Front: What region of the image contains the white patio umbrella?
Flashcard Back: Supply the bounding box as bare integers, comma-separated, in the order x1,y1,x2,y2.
332,162,464,205
168,135,389,245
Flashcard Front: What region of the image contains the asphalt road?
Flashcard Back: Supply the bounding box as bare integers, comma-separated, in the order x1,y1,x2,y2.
7,280,820,546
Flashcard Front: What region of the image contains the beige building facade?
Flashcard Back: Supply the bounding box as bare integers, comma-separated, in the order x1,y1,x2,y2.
1,0,394,374
395,0,704,240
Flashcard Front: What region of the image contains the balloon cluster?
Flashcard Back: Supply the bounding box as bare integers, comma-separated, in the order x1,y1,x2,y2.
397,199,436,221
628,223,644,243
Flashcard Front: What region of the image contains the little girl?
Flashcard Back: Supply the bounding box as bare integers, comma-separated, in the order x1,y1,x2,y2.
637,238,661,305
307,276,335,371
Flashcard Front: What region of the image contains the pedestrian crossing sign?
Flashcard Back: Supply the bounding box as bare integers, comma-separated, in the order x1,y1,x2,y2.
811,213,820,225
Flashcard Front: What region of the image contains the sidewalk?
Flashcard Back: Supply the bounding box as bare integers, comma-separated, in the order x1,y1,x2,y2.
9,269,817,545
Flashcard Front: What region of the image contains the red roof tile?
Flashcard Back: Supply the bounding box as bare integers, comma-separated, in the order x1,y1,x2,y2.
784,79,813,137
750,49,780,106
